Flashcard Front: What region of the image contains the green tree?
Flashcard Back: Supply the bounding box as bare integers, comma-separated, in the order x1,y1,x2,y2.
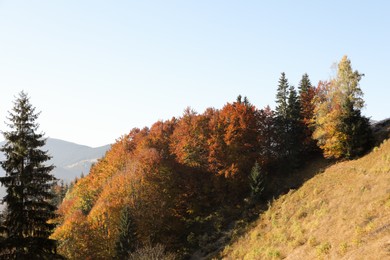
249,162,265,203
286,84,304,167
115,206,138,259
340,97,373,158
274,72,290,159
0,92,62,259
275,73,304,167
275,72,289,121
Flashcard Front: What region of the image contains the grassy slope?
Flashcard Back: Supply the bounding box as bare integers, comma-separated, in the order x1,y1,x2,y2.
222,138,390,259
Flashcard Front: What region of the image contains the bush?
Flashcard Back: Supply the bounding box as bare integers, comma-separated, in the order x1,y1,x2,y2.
128,242,176,260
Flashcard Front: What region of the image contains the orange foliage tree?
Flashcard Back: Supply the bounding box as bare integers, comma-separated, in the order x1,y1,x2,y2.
52,96,293,258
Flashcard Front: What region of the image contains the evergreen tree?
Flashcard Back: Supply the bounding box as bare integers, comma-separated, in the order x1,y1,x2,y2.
275,73,304,167
275,72,289,120
286,85,303,166
298,73,312,94
340,98,373,158
0,92,62,259
249,162,265,203
287,85,300,122
274,72,290,159
115,206,137,259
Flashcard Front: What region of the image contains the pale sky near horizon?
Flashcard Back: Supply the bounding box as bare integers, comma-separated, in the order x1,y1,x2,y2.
0,1,389,147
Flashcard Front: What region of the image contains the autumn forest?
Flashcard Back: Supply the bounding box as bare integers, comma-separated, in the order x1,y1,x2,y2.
0,56,375,259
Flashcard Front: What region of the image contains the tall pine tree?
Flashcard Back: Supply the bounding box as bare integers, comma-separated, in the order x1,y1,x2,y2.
0,92,62,259
275,72,289,121
275,73,304,168
286,84,303,166
275,72,290,159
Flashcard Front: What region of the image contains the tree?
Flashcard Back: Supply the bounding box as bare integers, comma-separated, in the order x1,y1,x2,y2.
312,80,345,158
274,72,290,159
287,84,303,165
275,73,304,167
170,108,209,168
275,72,289,120
0,92,62,259
249,162,265,203
340,97,373,158
336,56,373,157
298,73,317,153
312,56,372,159
115,206,138,259
257,106,277,168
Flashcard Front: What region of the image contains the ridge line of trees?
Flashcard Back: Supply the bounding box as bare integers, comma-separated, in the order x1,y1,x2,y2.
1,56,373,259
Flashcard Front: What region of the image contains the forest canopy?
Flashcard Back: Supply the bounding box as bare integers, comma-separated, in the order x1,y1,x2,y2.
47,56,373,259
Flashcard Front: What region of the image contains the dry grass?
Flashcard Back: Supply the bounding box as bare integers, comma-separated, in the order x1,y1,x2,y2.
221,139,390,259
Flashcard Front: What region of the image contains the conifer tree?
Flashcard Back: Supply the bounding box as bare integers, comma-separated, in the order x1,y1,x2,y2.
0,92,62,259
298,73,311,94
286,85,303,166
340,97,373,158
249,162,265,203
275,72,289,121
115,206,137,259
274,72,290,159
275,73,304,167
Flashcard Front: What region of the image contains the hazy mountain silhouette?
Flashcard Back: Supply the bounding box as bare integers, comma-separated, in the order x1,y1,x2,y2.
0,138,111,203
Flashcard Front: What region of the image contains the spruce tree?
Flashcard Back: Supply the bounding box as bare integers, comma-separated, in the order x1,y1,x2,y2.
275,72,289,120
0,92,62,259
340,97,373,158
115,206,137,259
275,72,290,159
286,85,303,166
249,162,265,203
298,73,311,94
275,73,304,168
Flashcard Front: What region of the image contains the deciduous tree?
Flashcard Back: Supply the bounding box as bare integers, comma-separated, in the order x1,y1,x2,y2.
312,56,372,159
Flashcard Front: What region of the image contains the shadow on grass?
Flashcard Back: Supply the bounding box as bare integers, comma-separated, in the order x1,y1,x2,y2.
192,154,334,260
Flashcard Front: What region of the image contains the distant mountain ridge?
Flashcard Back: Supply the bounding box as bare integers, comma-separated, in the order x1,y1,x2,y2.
0,138,111,182
0,138,111,204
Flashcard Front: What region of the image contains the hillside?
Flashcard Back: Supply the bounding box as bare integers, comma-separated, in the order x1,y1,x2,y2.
50,101,383,259
221,138,390,259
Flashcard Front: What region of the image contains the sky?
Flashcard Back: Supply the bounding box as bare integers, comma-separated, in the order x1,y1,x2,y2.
0,1,389,147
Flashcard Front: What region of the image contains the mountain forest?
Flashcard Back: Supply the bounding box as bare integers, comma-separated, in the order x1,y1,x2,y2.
1,56,388,259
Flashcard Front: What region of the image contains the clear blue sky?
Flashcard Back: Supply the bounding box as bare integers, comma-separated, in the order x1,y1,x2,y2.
0,1,389,147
